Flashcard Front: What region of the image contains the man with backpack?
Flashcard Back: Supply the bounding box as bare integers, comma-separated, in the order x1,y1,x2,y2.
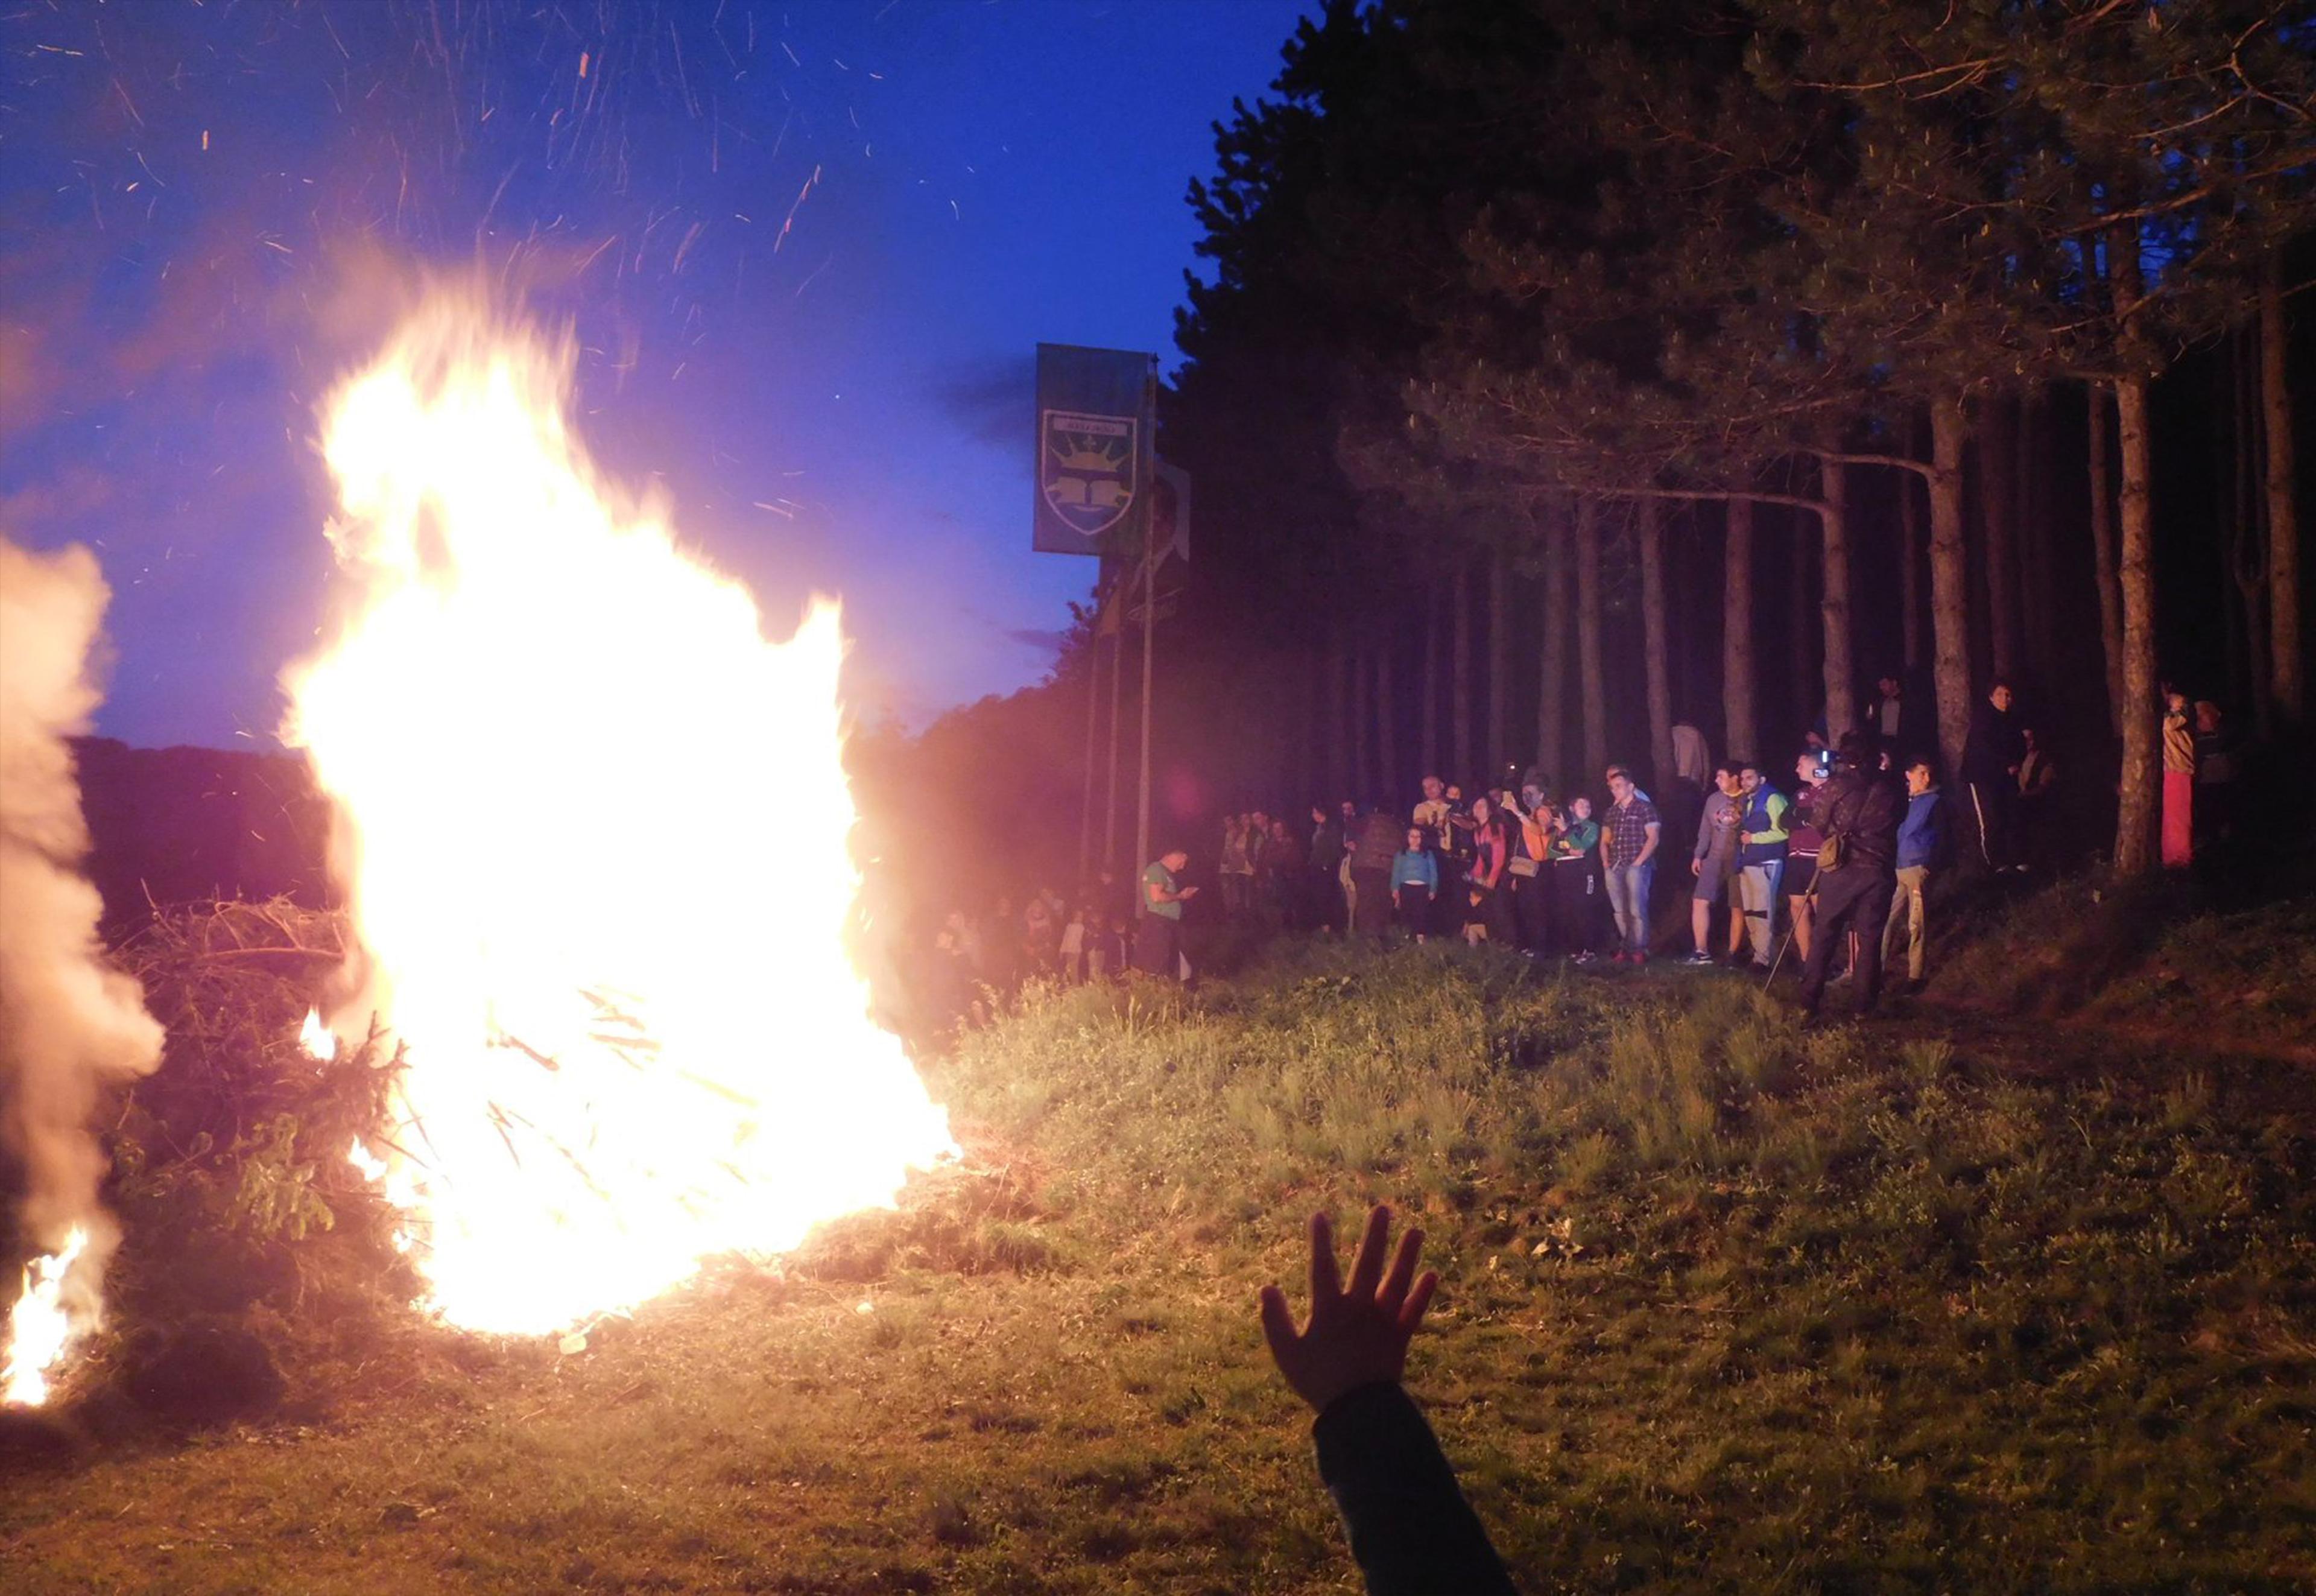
1797,732,1903,1020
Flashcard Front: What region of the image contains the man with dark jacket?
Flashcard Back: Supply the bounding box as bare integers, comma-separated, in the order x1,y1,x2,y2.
1350,805,1402,940
1798,732,1903,1019
1309,805,1346,933
1960,681,2028,873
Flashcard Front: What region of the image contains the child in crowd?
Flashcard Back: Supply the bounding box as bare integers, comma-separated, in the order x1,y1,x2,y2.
1390,825,1437,943
1058,904,1087,983
1546,793,1606,961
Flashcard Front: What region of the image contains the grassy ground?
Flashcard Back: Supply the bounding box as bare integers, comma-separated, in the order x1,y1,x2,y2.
5,927,2315,1593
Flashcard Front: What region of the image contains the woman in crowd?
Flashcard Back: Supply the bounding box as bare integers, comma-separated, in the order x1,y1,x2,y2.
2161,690,2195,868
1784,752,1827,964
1546,792,1607,961
1462,794,1514,947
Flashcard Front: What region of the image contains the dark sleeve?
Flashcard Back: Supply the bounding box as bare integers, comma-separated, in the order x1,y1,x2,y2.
1312,1382,1519,1596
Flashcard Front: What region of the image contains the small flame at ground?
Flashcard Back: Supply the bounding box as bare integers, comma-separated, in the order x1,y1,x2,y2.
299,1007,338,1063
4,1228,92,1408
282,298,954,1335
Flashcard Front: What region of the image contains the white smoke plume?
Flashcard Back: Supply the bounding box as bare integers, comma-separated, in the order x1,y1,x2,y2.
0,535,164,1385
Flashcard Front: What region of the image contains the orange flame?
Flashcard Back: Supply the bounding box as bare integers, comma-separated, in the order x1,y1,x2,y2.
298,1006,338,1063
3,1227,92,1407
281,299,954,1335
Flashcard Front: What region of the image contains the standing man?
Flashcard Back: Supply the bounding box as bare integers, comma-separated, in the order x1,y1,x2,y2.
1350,803,1402,941
1309,803,1345,934
1865,674,1908,752
1961,680,2028,874
1411,775,1451,849
1686,764,1742,966
1601,766,1662,966
1882,757,1944,991
1733,763,1790,971
1797,734,1903,1019
1136,847,1198,980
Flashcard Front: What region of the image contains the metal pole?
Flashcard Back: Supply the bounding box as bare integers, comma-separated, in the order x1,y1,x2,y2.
1077,583,1104,879
1133,539,1155,913
1131,358,1159,908
1103,619,1123,873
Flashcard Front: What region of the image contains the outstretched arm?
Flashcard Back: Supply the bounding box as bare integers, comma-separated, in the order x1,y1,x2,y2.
1261,1207,1519,1596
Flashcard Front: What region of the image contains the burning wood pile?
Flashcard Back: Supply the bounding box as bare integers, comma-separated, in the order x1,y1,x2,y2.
2,296,956,1447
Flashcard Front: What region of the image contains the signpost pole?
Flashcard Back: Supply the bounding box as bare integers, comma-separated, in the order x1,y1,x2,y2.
1133,537,1155,912
1131,358,1159,910
1104,621,1122,873
1077,581,1104,878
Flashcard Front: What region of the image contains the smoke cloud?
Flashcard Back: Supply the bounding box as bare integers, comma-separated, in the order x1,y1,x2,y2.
0,536,163,1337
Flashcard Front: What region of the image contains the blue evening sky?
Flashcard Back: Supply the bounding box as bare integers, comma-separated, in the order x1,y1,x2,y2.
0,0,1314,745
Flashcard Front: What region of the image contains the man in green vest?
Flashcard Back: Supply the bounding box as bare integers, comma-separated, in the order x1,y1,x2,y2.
1733,763,1791,971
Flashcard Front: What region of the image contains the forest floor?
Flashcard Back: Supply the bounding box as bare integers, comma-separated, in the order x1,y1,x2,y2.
3,884,2313,1594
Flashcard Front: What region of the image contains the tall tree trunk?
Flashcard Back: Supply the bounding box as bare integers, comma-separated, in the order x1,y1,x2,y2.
2264,261,2303,728
1488,545,1511,783
1420,577,1441,780
1898,454,1923,675
1350,641,1374,805
1819,454,1856,743
1378,630,1399,806
1537,496,1569,782
1451,554,1473,785
1638,499,1675,784
1979,389,2019,681
2014,385,2052,689
1332,635,1355,805
2115,371,2160,875
1928,398,1974,797
1723,496,1757,761
1788,510,1816,735
2087,382,2126,737
2228,323,2269,730
1575,496,1607,782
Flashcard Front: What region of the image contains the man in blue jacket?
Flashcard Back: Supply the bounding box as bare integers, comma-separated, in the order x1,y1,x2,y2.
1881,758,1944,990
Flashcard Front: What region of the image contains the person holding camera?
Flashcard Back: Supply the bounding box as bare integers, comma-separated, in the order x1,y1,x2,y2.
1796,733,1902,1019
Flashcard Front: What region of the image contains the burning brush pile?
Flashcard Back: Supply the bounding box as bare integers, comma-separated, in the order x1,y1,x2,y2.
2,296,957,1451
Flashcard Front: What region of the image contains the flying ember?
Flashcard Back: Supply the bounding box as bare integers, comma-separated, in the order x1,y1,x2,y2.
280,297,955,1336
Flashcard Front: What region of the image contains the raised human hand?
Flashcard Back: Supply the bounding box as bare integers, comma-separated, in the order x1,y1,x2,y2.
1258,1205,1439,1414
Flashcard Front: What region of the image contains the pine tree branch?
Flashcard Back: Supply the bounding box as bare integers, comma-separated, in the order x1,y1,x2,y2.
1797,57,2000,97
2051,157,2314,237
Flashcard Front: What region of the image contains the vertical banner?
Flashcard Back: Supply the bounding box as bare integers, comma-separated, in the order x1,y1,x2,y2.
1035,343,1153,557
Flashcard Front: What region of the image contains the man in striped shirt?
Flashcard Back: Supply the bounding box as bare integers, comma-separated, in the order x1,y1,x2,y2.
1601,766,1662,964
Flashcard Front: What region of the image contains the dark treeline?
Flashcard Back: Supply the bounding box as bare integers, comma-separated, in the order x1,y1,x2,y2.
878,0,2315,911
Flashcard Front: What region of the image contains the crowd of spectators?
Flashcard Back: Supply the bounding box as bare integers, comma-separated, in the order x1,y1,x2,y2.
1152,670,2268,1018
915,670,2268,1038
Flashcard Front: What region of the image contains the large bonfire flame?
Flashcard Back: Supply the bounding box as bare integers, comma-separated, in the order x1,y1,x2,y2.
281,297,954,1336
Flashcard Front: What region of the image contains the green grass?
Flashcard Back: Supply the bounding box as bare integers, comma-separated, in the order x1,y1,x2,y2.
1926,875,2316,1060
7,936,2314,1593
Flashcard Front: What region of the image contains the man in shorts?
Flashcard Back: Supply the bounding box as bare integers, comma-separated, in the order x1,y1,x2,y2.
1686,764,1742,966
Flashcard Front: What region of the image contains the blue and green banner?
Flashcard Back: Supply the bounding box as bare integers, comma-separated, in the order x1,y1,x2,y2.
1034,343,1153,557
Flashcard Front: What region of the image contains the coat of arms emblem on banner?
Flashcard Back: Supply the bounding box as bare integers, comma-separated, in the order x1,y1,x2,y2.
1040,410,1138,540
